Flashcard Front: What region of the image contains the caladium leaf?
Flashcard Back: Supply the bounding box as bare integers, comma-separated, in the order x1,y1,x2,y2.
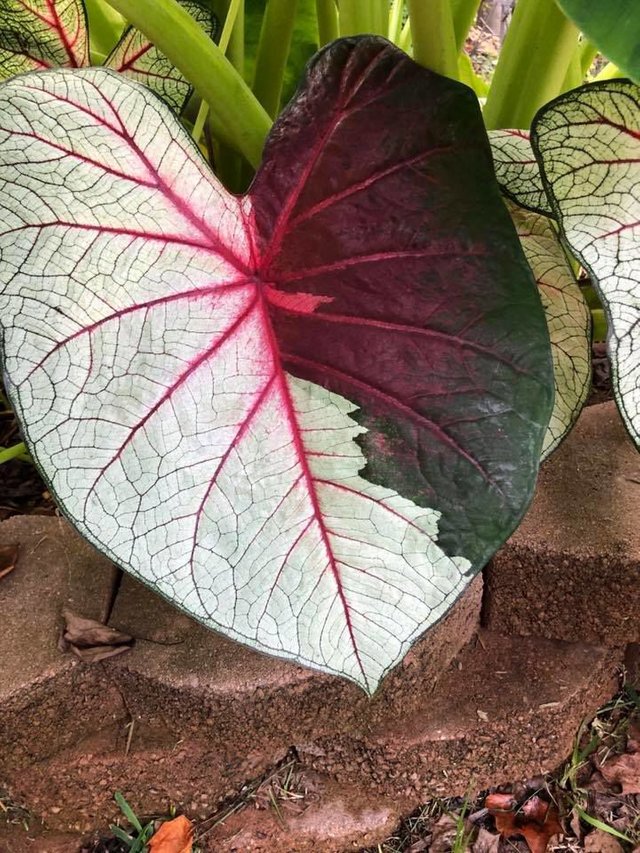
0,0,89,79
0,38,553,692
506,200,591,458
555,0,640,83
490,130,553,216
103,0,219,114
532,80,640,448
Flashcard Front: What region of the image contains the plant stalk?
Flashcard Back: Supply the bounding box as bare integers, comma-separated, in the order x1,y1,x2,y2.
579,40,598,76
0,442,27,465
339,0,374,36
252,0,298,118
226,0,244,77
371,0,388,36
84,0,125,60
104,0,271,167
451,0,482,52
316,0,339,45
398,17,412,53
192,0,242,144
407,0,458,79
388,0,404,43
594,62,622,81
483,0,579,130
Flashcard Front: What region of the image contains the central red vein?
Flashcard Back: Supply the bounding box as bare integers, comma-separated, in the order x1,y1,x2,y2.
256,288,369,689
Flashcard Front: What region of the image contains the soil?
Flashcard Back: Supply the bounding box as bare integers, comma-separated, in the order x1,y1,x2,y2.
3,685,639,851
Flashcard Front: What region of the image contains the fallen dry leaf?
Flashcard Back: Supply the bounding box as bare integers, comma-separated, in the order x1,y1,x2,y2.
148,815,193,853
472,826,501,852
599,752,640,794
599,728,640,794
60,609,133,663
584,828,624,853
0,544,19,581
486,792,562,853
427,814,459,853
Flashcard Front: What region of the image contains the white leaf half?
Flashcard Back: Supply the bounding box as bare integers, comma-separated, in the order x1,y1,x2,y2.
507,200,591,458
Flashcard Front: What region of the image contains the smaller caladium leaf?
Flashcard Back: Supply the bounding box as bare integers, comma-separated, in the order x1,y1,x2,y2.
506,200,591,458
489,130,552,216
103,0,218,113
0,0,89,79
532,80,640,448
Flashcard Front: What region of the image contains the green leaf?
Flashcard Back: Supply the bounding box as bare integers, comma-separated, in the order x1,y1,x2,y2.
489,130,553,216
103,0,219,113
0,0,90,79
555,0,640,83
114,792,142,833
506,200,591,458
532,79,640,447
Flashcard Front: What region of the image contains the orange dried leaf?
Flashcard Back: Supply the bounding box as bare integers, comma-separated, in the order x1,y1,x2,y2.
148,815,193,853
0,544,19,580
486,793,562,853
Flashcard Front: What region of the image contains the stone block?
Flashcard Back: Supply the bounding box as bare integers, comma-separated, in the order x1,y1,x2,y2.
484,402,640,645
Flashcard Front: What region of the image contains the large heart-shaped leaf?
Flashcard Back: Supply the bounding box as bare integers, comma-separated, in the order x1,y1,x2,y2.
0,0,89,78
0,38,553,692
490,130,553,216
532,80,640,448
555,0,640,83
104,0,218,113
506,200,591,458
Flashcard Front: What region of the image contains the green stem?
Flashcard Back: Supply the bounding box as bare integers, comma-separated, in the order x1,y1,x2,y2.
594,62,622,81
192,100,209,143
388,0,404,43
398,17,411,53
219,0,243,54
252,0,298,118
84,0,125,60
561,42,583,91
192,0,241,152
407,0,458,79
0,442,27,466
316,0,339,45
483,0,579,130
579,40,598,76
104,0,270,167
227,0,244,78
451,0,482,52
339,0,374,36
371,0,388,36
